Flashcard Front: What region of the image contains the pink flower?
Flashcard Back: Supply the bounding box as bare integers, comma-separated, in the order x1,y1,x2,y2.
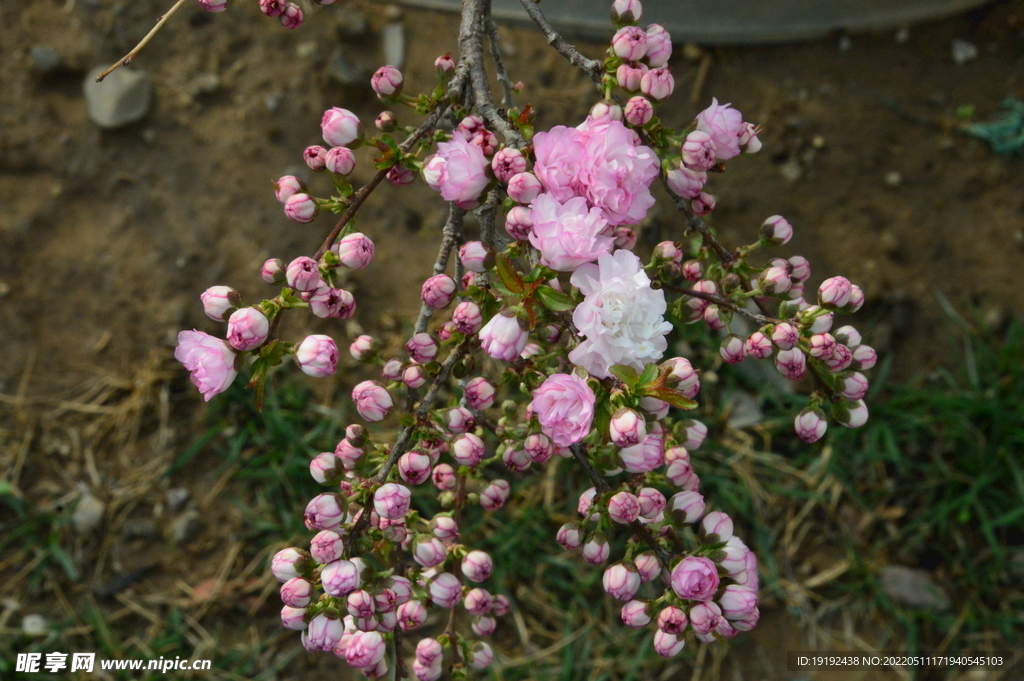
682,130,717,172
346,631,386,669
310,287,355,320
531,373,595,447
452,301,483,334
528,194,614,271
611,26,648,61
406,333,438,364
304,145,327,172
532,125,588,202
271,547,313,582
422,137,491,209
479,479,510,510
603,562,641,601
669,491,705,524
491,147,527,182
175,330,238,401
578,118,659,226
695,98,745,161
309,530,344,564
556,522,583,550
373,483,411,520
665,164,707,200
303,613,343,652
335,232,374,269
622,601,653,630
321,107,362,147
701,511,734,542
670,556,720,601
640,67,673,100
689,601,723,635
295,335,339,377
278,3,302,29
352,380,393,421
226,307,270,351
371,65,403,98
458,241,490,273
286,256,321,292
479,312,528,361
645,24,672,67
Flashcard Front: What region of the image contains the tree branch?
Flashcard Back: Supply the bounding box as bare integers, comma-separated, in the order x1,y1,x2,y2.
663,285,778,327
485,19,516,109
95,0,187,82
517,0,604,84
415,205,467,334
460,0,525,147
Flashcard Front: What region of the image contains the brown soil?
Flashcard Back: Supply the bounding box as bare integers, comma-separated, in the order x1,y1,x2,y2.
2,0,1023,678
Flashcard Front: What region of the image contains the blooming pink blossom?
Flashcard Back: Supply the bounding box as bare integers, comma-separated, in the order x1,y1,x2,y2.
422,137,491,209
479,312,528,361
528,194,614,271
531,373,596,447
670,556,720,601
531,125,588,202
175,330,239,401
578,118,659,226
695,98,745,161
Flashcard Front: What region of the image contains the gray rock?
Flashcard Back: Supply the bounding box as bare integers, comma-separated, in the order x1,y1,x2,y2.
184,73,220,98
169,510,203,545
382,22,405,69
31,46,62,73
951,38,978,65
166,487,191,511
328,47,368,86
84,66,152,129
72,492,105,534
877,565,951,611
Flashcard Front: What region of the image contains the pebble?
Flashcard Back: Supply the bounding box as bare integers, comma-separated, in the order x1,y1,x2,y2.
382,22,406,69
166,487,191,511
894,27,909,44
21,614,49,636
877,565,951,611
122,518,160,540
169,510,203,545
884,171,902,187
84,66,153,129
779,159,803,182
30,45,62,73
838,36,852,53
72,491,105,534
184,73,221,98
951,38,978,65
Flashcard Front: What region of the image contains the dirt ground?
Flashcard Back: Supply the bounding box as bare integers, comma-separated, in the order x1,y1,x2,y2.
2,0,1023,678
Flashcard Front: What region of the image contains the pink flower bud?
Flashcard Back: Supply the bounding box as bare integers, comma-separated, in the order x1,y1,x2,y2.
421,274,456,309
689,601,723,635
578,487,597,518
281,605,307,630
352,380,393,421
658,357,699,399
285,256,320,292
504,205,534,240
608,491,641,524
808,333,837,359
666,459,699,490
582,533,610,564
464,587,492,615
373,482,411,520
434,53,455,76
719,334,747,364
491,594,511,617
770,322,798,351
464,377,496,410
333,232,374,270
425,517,457,543
665,164,707,200
637,487,666,519
198,0,227,12
260,260,285,287
506,172,542,204
832,326,860,349
284,193,319,223
431,463,456,491
802,305,834,333
775,347,807,381
303,613,344,652
377,360,402,382
634,551,661,582
403,332,437,364
413,535,448,567
376,111,398,133
416,638,443,666
665,445,689,464
645,24,672,67
653,630,685,658
310,530,344,564
403,365,427,389
657,605,688,634
782,256,809,284
346,589,376,620
271,547,313,582
202,285,242,321
346,630,386,669
470,614,496,637
325,146,356,175
279,3,303,29
309,452,342,485
609,408,647,447
345,335,374,363
669,490,705,524
399,451,433,486
259,0,286,18
371,65,403,98
304,145,327,172
841,372,869,401
759,266,792,295
446,432,484,467
603,561,641,601
458,241,490,273
452,300,484,335
612,26,647,61
274,176,304,203
744,331,772,359
468,641,494,670
556,522,583,550
304,493,345,530
818,276,853,308
701,511,734,542
397,600,427,631
224,308,268,351
310,287,356,320
334,438,364,468
671,556,719,601
429,572,462,608
640,67,674,100
321,107,362,148
479,479,510,511
691,190,716,216
614,97,651,130
846,284,865,312
441,407,472,435
462,550,493,582
761,215,793,244
621,599,652,628
479,311,528,361
590,99,624,121
851,344,877,371
522,432,554,463
720,584,759,621
719,536,750,576
611,0,642,23
616,62,648,91
491,148,527,182
321,559,361,597
386,164,414,186
836,399,868,429
681,130,716,172
794,407,827,443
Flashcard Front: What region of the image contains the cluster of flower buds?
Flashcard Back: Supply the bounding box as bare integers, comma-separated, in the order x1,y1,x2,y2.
171,0,875,674
195,0,332,29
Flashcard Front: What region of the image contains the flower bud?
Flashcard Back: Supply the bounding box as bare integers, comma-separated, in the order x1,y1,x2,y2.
309,529,344,564
666,459,699,490
665,164,707,200
479,479,510,510
432,464,456,491
413,535,448,568
603,561,641,601
835,399,868,429
720,584,759,620
645,23,672,67
397,600,427,631
759,266,792,295
345,335,375,363
434,53,455,77
375,110,397,132
271,547,314,582
775,347,807,381
637,487,666,519
490,594,511,617
420,274,456,309
701,511,734,543
274,176,304,203
335,438,364,468
309,452,343,485
669,490,705,524
286,256,321,292
505,205,534,240
769,322,798,350
281,605,308,630
808,333,837,359
653,630,685,658
373,482,411,520
443,407,474,435
657,605,688,634
452,300,484,335
346,630,386,670
491,148,527,182
352,380,393,421
523,432,554,463
334,232,374,270
303,612,344,652
506,172,542,204
304,492,346,530
634,551,661,582
850,343,877,371
621,599,652,628
689,601,723,635
612,0,642,22
462,550,493,582
640,67,674,100
745,331,773,359
416,638,443,666
818,276,853,309
462,588,492,617
467,641,494,670
404,332,438,364
591,99,624,121
612,26,647,61
719,334,747,364
323,146,356,175
279,3,303,29
691,190,716,216
387,164,415,186
346,589,376,620
309,286,356,320
682,130,716,172
670,555,719,601
290,336,338,379
321,107,362,148
616,62,648,91
609,408,647,447
458,241,490,273
464,377,496,410
760,215,793,245
582,533,610,564
449,433,484,466
556,522,583,550
321,559,360,597
371,65,403,98
608,491,641,524
284,193,319,223
794,407,827,443
429,572,462,608
845,284,865,312
201,286,242,321
841,372,870,401
304,145,327,172
479,312,528,361
398,451,433,486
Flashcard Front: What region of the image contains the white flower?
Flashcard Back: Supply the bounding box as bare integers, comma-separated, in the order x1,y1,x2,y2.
569,250,673,378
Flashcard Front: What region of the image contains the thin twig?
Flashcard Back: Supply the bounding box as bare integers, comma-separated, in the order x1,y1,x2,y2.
663,285,778,327
485,19,516,109
95,0,188,82
517,0,604,84
415,205,466,334
461,0,525,147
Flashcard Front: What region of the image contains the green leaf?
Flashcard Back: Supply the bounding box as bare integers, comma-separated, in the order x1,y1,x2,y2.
637,363,659,387
495,252,526,295
609,365,640,389
535,285,576,312
644,387,698,410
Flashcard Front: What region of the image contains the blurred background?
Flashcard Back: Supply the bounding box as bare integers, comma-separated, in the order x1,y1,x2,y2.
1,0,1023,678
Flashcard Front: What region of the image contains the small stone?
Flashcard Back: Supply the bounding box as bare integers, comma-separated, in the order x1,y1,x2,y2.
72,491,105,534
779,159,803,182
21,614,49,636
838,36,852,53
951,38,978,65
877,565,951,611
84,66,153,129
382,22,405,69
122,519,159,540
184,73,220,98
894,27,909,44
884,171,902,187
0,281,10,297
811,135,826,149
169,510,203,545
166,488,190,511
296,42,320,60
31,46,62,73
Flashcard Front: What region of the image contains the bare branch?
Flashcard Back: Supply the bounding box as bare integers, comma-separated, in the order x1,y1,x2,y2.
415,205,467,334
517,0,604,84
485,19,517,109
664,285,778,327
95,0,188,82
